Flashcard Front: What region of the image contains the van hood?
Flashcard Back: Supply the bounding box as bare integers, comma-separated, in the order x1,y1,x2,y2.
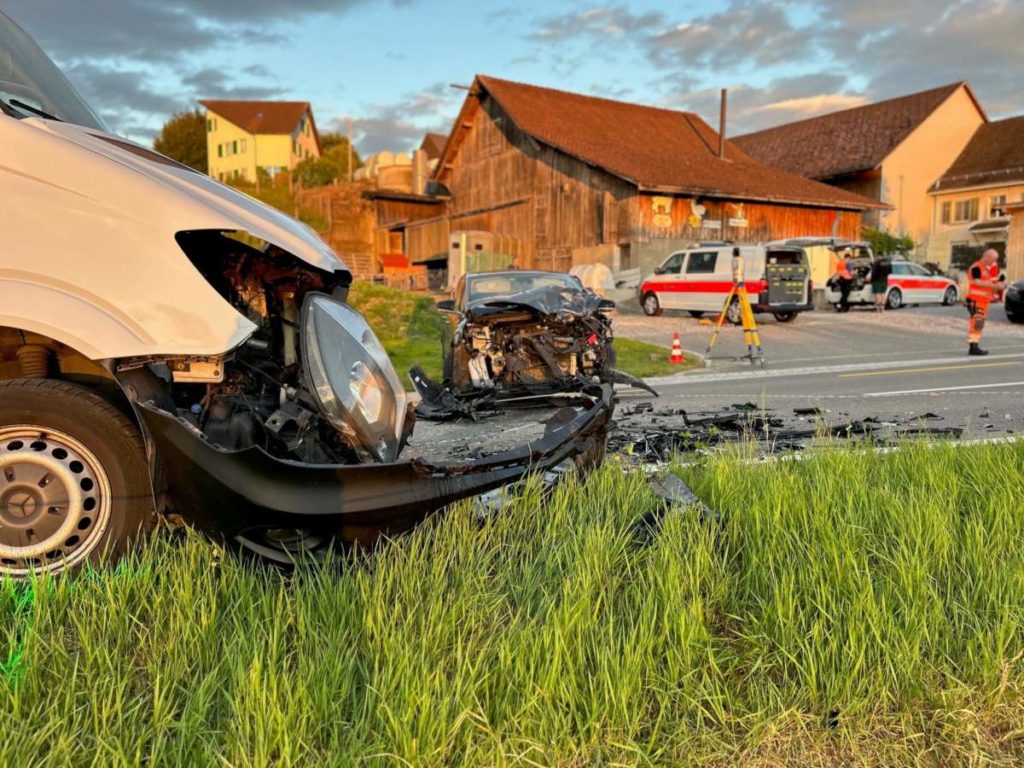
36,120,347,275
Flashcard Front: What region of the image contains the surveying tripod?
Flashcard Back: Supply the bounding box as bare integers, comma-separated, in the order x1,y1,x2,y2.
704,248,765,368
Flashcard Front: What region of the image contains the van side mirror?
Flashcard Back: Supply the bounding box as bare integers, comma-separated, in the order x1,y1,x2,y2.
436,299,456,311
598,298,616,310
653,266,666,275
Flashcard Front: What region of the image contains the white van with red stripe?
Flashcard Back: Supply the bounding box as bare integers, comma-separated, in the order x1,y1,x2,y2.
639,244,813,323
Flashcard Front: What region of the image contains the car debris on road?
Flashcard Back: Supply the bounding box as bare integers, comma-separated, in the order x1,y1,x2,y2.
609,402,967,463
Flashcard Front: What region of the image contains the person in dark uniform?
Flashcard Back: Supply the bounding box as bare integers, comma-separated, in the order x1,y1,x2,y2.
870,256,892,312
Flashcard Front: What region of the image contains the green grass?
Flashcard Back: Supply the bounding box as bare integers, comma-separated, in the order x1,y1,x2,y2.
2,442,1024,766
615,337,699,377
347,281,448,386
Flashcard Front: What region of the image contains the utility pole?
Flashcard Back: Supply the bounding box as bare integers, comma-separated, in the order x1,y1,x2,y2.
347,118,354,181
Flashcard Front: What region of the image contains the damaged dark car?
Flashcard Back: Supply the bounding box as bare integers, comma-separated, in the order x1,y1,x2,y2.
417,271,656,419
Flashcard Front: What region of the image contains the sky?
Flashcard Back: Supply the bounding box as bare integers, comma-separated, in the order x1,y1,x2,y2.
5,0,1023,155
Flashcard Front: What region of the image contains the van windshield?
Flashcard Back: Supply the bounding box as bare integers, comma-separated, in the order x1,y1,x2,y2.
0,12,108,131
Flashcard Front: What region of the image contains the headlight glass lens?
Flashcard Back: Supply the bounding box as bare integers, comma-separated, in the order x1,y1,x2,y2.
301,294,407,462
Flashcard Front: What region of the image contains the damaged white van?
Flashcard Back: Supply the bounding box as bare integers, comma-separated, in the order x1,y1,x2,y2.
0,13,612,576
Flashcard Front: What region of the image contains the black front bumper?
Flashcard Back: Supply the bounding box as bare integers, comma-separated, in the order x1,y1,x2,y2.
137,385,614,539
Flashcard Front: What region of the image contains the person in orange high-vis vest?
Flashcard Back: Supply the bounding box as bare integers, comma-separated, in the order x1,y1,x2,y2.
834,250,854,313
966,249,1006,356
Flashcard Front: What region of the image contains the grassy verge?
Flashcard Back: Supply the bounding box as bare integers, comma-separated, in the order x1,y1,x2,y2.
615,337,699,376
2,442,1023,765
347,281,447,385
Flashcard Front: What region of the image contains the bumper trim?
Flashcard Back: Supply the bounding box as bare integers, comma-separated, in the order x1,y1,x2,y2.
136,385,613,536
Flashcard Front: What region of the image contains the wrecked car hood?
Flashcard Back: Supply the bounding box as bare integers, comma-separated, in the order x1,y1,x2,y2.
465,285,606,321
0,116,347,359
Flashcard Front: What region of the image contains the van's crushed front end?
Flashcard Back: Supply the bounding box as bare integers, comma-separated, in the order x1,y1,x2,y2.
112,232,614,555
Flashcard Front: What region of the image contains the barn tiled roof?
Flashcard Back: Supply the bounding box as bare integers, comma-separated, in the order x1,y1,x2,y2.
931,115,1024,192
473,76,883,211
200,100,312,136
420,132,448,161
733,83,974,180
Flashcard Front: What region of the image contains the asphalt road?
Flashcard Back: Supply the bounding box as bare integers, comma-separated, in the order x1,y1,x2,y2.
614,302,1024,440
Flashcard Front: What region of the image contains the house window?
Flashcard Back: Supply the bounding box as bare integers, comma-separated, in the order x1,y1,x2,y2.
940,201,951,225
217,144,223,158
207,119,213,132
954,198,978,223
240,139,247,152
232,140,238,155
990,194,1007,218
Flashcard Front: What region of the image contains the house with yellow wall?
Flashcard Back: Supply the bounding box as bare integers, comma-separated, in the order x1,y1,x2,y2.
734,83,986,259
927,115,1024,271
200,100,321,183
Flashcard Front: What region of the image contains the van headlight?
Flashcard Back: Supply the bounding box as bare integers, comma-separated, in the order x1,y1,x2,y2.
301,294,407,462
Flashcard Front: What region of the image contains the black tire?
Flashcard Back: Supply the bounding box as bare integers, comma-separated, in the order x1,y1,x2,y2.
772,312,797,323
688,310,705,319
0,379,153,577
942,286,958,306
886,288,903,310
641,292,662,316
605,341,618,368
726,299,742,325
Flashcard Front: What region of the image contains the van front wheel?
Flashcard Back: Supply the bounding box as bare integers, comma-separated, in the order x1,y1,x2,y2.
641,293,662,316
0,380,153,578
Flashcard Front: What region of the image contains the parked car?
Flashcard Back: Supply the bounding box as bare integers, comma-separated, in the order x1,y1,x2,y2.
825,258,960,310
639,244,813,323
425,270,655,408
0,13,612,576
1005,280,1024,323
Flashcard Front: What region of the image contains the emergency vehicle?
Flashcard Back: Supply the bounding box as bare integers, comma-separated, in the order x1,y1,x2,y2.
824,257,960,310
639,243,813,323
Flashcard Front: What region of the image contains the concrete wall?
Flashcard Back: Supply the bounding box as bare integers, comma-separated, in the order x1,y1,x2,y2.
878,86,985,255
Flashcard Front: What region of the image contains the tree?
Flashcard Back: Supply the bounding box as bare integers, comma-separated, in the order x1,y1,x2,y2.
154,109,208,173
293,157,339,188
292,133,363,188
318,131,362,179
863,227,916,256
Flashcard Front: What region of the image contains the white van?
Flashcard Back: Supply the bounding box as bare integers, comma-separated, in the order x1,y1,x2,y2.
639,244,813,323
0,12,611,577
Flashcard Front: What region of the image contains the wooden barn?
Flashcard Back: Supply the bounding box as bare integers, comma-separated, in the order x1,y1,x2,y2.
412,76,883,278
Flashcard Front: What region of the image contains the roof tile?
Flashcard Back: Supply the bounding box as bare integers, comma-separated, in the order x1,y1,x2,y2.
475,76,882,211
932,115,1024,191
733,83,967,180
200,100,311,136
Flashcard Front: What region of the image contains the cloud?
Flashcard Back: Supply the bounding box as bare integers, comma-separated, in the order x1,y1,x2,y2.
2,0,367,140
530,6,664,42
747,93,869,117
333,82,462,155
180,68,282,100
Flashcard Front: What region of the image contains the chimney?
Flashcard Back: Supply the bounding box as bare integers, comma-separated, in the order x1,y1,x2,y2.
412,149,428,195
718,88,728,159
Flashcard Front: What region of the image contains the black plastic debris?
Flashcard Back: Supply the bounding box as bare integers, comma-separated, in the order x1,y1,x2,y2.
794,406,826,416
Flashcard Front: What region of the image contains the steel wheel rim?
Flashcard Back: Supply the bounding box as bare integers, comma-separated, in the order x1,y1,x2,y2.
644,295,657,314
0,426,112,576
945,287,956,305
888,290,901,309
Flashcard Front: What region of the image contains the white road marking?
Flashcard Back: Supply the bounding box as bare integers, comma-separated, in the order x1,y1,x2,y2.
864,381,1024,397
647,352,1024,387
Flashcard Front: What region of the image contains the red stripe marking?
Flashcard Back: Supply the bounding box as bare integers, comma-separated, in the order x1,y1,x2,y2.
641,280,769,294
889,278,949,291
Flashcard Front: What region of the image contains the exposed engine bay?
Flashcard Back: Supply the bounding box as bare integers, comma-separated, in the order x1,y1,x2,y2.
119,230,410,466
416,283,657,420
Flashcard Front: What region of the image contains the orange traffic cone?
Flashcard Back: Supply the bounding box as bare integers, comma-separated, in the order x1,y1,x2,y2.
669,331,685,364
